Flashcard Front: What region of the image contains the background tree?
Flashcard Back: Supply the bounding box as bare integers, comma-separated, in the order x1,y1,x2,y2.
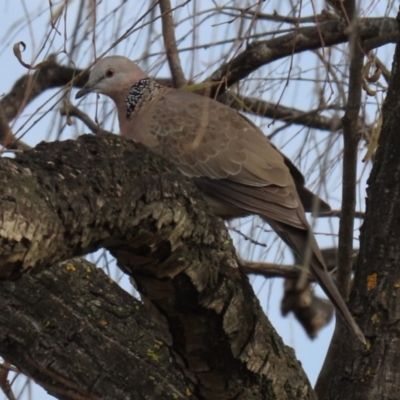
0,0,396,399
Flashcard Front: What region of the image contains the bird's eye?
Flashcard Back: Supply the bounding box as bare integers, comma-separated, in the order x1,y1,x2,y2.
105,68,115,78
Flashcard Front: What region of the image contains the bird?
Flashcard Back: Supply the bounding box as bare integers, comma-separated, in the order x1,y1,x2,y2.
76,55,365,344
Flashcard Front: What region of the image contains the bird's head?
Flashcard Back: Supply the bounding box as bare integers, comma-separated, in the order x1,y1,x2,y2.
75,56,147,100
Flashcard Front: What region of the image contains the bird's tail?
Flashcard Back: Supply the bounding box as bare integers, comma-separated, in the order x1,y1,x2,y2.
265,218,366,344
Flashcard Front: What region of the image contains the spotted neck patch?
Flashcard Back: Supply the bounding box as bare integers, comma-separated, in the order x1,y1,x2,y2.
125,78,162,118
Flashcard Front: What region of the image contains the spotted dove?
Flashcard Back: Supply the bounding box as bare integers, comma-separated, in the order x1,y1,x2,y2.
76,55,365,344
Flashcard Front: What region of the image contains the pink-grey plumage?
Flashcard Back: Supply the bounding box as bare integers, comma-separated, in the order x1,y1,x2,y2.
76,55,365,344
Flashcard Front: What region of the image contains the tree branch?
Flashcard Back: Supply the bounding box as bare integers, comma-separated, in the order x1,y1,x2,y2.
0,257,190,400
219,8,336,24
316,9,400,400
159,0,187,88
0,134,316,400
239,247,357,280
59,104,112,135
207,17,396,96
0,104,30,151
220,92,345,133
1,59,87,123
337,9,364,299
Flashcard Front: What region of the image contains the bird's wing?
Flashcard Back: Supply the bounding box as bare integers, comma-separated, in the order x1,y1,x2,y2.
193,177,307,229
147,89,309,229
235,113,331,213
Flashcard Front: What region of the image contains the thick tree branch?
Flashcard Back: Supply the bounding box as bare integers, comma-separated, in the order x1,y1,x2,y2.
0,258,190,400
0,134,315,400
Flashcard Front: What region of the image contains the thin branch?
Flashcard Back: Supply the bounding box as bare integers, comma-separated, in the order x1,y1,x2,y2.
219,8,333,24
239,247,357,280
229,227,267,247
159,0,186,88
239,259,314,280
0,104,31,152
317,209,365,219
0,362,17,400
1,62,88,122
220,92,344,132
206,17,397,97
337,4,364,299
60,104,112,135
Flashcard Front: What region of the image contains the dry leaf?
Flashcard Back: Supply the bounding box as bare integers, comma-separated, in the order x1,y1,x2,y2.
362,110,382,162
13,42,52,70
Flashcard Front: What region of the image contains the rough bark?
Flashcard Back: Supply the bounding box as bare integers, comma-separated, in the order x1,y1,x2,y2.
0,134,315,400
315,12,400,400
0,258,190,400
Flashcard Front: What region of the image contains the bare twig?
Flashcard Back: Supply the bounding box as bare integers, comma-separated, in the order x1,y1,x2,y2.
239,259,314,280
159,0,186,88
219,8,332,24
317,209,365,219
60,104,112,135
220,92,344,132
229,227,267,247
0,362,17,400
239,248,357,280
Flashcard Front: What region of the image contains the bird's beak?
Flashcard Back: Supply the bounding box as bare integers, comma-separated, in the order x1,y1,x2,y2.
75,81,97,99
